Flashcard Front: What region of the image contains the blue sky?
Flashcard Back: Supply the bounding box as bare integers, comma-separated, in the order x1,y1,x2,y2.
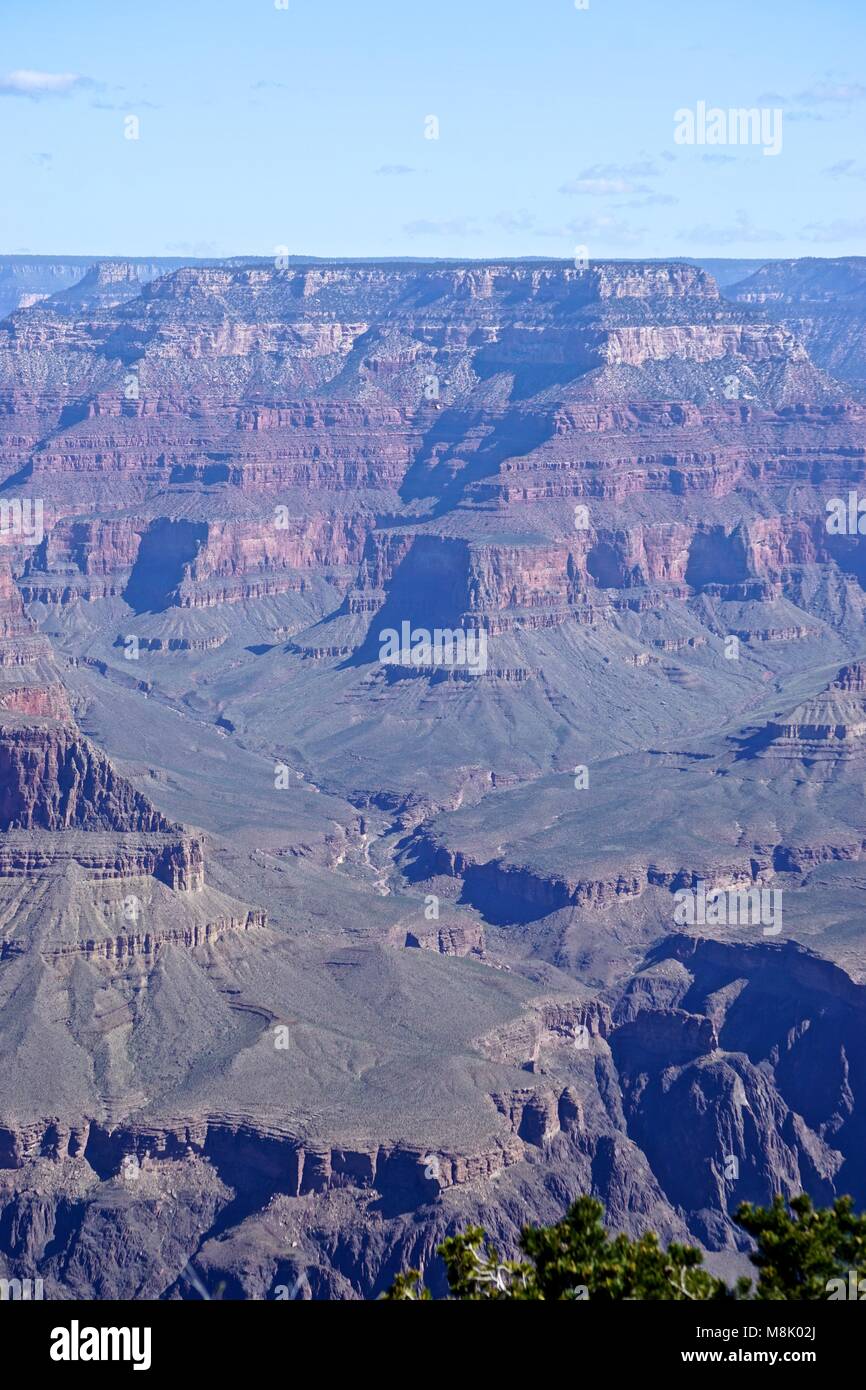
1,0,864,259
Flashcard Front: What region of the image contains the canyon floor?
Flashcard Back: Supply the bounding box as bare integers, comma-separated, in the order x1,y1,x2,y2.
1,253,866,1297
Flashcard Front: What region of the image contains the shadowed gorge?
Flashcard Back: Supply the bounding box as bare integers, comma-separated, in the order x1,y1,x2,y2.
123,520,209,614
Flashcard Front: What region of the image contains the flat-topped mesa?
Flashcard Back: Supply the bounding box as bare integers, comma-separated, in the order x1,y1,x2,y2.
80,260,153,286
138,258,720,310
48,260,160,311
757,660,866,760
0,254,195,320
117,262,741,391
730,257,866,308
0,257,794,417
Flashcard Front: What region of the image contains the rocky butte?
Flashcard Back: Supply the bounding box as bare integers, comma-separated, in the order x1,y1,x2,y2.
0,255,866,1297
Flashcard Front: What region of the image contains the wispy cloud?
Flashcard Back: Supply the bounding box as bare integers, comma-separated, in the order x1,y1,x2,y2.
786,108,837,124
403,217,481,238
757,75,866,123
561,213,647,246
824,159,866,181
619,192,678,208
795,80,866,104
163,239,221,256
559,158,677,209
0,70,93,99
91,99,158,111
560,159,662,197
492,209,538,233
802,215,866,243
562,176,649,196
677,209,784,245
375,164,416,176
489,209,647,246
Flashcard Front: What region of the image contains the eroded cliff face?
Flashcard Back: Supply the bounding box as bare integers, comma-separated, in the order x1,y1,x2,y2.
0,257,857,636
0,724,174,833
0,555,72,720
0,508,263,988
729,257,866,396
2,256,866,1298
1,932,863,1298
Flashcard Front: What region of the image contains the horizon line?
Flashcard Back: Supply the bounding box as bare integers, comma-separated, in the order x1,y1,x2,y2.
1,252,864,266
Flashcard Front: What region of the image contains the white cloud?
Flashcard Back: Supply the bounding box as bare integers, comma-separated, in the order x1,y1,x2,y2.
0,69,92,99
